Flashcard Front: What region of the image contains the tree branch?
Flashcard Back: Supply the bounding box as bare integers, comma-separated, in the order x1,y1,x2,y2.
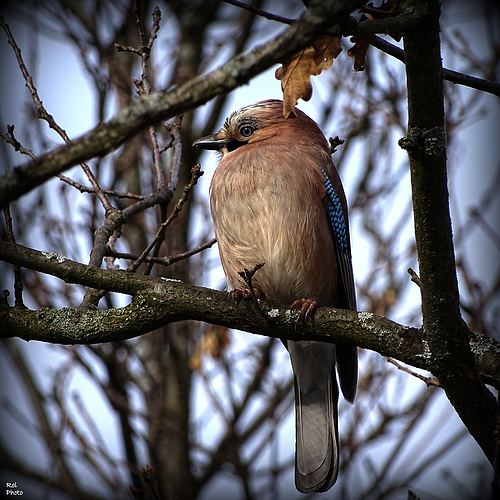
0,240,498,389
371,36,500,97
0,0,362,206
400,0,500,465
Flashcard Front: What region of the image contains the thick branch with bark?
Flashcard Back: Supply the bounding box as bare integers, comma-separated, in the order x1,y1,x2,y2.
400,0,500,466
1,240,498,390
0,0,362,206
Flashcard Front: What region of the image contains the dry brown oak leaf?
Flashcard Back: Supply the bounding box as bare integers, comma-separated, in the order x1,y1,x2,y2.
275,35,342,118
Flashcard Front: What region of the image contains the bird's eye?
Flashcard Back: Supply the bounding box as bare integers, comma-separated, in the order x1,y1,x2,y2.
239,125,254,137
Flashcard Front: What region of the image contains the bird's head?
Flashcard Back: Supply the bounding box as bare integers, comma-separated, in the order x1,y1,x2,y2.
193,99,325,156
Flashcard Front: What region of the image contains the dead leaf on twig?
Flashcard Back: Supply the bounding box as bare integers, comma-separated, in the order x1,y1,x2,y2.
275,35,342,118
348,0,402,72
189,326,230,370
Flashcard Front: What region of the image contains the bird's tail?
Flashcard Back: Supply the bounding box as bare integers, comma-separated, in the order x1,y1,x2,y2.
289,340,339,493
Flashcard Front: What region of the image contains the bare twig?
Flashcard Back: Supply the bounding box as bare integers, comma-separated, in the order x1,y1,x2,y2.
114,42,141,54
2,207,24,306
223,3,500,98
80,185,178,300
141,464,161,500
0,15,113,212
237,262,266,314
168,117,183,192
1,125,37,159
70,393,125,489
147,6,162,51
57,174,145,200
222,0,294,24
0,126,141,201
370,36,500,98
386,357,440,387
2,340,80,496
127,164,204,273
105,237,217,267
328,135,345,154
123,4,166,191
407,267,422,288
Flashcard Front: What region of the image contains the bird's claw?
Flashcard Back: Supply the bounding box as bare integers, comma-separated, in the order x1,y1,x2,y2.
291,298,318,322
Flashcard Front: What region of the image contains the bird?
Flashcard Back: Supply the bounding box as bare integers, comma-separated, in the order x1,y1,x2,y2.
193,99,357,493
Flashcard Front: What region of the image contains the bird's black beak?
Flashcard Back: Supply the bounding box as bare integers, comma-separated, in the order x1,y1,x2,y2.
192,134,228,151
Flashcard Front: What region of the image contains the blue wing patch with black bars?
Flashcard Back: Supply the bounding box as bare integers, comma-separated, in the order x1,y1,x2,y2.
320,167,348,252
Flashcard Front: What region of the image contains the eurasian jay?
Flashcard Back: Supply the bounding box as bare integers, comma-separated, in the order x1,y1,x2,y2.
193,99,357,493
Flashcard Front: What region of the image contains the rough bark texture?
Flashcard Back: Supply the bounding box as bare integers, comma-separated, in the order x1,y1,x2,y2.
401,0,499,464
1,240,499,393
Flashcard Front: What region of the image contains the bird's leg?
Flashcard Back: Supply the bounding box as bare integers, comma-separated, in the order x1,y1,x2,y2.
291,297,318,321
